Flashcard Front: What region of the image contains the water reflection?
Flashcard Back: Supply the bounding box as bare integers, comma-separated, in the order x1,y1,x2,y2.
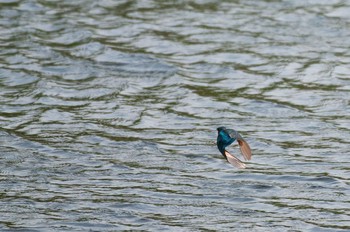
0,0,349,231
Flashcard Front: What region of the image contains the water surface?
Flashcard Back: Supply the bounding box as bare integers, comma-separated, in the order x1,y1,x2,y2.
1,0,350,231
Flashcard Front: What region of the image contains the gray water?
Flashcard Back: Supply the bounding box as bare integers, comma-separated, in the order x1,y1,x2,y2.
1,0,350,231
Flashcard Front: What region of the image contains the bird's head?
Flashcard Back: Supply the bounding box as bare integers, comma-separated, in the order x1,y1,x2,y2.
217,126,226,132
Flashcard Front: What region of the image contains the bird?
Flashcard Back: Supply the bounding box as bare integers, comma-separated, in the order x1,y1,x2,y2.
216,126,252,169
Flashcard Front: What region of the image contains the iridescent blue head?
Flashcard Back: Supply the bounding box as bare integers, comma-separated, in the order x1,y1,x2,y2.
217,126,236,155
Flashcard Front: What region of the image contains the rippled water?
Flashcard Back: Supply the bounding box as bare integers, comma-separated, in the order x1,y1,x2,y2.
1,0,350,231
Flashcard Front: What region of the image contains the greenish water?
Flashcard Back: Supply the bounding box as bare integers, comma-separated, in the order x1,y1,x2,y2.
1,0,349,231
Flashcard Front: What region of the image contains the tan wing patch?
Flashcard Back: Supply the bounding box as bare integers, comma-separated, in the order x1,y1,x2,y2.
224,150,246,169
237,139,252,161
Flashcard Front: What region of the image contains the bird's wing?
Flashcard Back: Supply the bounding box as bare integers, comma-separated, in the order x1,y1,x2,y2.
226,129,252,160
224,150,246,169
225,129,238,139
236,132,252,161
237,139,252,160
